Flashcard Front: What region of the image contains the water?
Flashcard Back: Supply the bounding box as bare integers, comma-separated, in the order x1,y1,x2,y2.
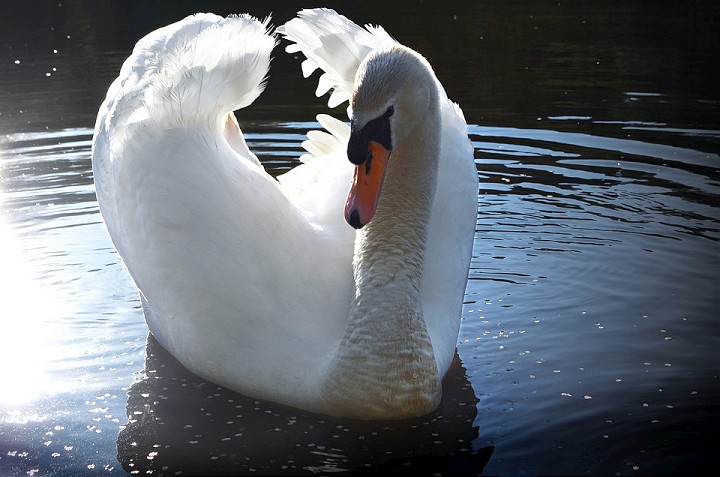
1,1,719,475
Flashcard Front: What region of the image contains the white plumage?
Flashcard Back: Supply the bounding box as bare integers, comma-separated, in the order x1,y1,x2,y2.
92,9,478,419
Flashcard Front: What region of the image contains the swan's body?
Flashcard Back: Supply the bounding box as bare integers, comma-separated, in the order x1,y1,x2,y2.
92,9,478,419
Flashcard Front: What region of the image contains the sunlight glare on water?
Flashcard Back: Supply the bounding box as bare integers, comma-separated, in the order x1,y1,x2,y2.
0,210,75,407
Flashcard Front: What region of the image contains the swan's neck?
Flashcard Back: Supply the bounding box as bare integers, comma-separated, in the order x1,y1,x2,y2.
322,94,442,419
356,111,439,304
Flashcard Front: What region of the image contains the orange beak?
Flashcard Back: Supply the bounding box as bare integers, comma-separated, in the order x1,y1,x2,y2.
344,140,390,229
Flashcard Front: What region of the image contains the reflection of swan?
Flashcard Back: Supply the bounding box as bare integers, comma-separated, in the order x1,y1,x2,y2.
92,9,478,419
118,334,490,475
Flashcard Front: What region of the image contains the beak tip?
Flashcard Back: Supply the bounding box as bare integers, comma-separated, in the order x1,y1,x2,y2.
346,208,365,229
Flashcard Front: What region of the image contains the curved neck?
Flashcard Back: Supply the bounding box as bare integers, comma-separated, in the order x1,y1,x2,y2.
354,100,440,305
319,82,442,419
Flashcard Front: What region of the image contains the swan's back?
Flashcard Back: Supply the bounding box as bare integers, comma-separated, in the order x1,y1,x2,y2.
92,14,353,407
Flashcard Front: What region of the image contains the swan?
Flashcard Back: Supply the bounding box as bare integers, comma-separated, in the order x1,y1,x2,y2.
92,9,478,419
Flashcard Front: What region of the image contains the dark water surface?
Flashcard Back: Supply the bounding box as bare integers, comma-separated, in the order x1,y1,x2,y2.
1,1,718,475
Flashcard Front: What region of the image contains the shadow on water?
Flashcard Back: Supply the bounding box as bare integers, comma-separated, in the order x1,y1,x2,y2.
117,334,493,476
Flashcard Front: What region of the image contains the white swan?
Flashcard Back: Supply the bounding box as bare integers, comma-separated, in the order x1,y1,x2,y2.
92,9,478,419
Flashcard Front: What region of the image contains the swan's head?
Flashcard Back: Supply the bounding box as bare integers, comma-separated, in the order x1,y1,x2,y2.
344,45,437,229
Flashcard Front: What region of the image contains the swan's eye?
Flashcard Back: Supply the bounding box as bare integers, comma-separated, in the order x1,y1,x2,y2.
385,106,394,118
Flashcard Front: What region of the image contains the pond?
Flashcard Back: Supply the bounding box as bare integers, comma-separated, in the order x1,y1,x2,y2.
1,1,718,475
